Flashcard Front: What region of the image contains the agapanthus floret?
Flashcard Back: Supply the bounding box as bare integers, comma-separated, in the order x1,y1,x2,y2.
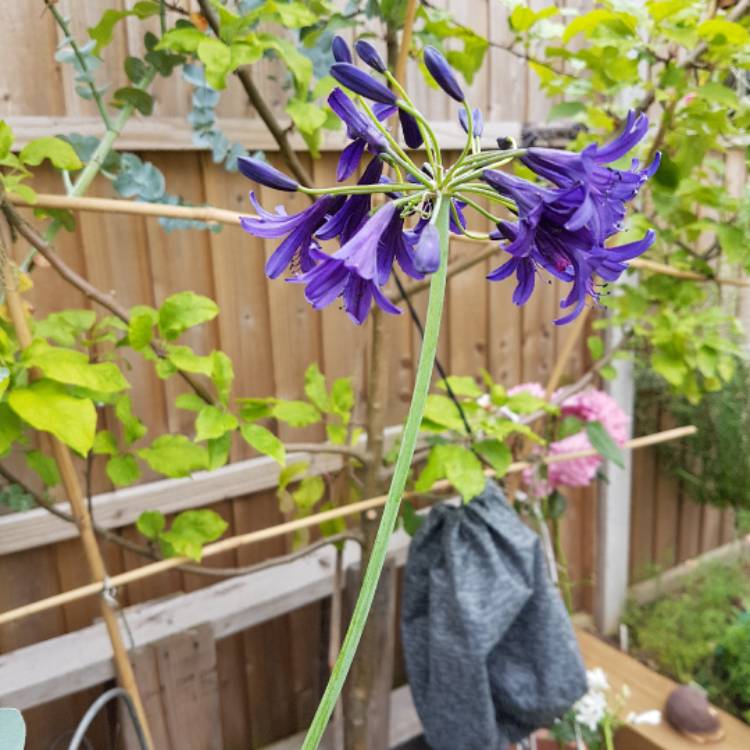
241,192,340,279
330,62,397,105
483,167,655,323
459,107,484,137
354,39,387,73
423,46,465,102
332,35,352,63
237,156,299,192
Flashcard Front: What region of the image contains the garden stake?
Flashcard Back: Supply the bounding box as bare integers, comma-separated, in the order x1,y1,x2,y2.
0,240,154,750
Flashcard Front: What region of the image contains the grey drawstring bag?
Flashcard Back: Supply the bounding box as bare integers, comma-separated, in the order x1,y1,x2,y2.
401,481,587,750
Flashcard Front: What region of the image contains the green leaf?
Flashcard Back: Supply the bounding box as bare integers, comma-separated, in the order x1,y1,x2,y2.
238,397,274,421
600,364,617,381
330,378,354,423
473,439,511,477
0,120,13,159
211,351,234,404
548,101,586,120
326,423,347,445
35,310,96,346
136,509,165,540
292,475,325,511
717,225,746,265
558,416,585,440
230,40,264,69
416,444,485,501
422,394,467,432
112,87,154,116
166,345,214,376
158,291,219,340
175,393,208,412
124,56,148,84
0,403,23,456
160,509,228,561
240,423,285,464
207,432,232,470
115,395,147,444
585,421,624,469
304,363,328,411
88,3,160,53
587,335,604,359
138,434,209,478
401,500,423,536
156,26,207,54
92,429,118,455
510,5,557,32
547,490,567,520
437,376,481,398
651,350,688,387
505,391,549,415
26,450,60,487
128,312,155,350
198,38,232,90
195,405,238,441
106,453,140,486
272,400,321,428
286,99,327,136
698,82,739,108
697,18,749,45
19,137,83,170
8,380,96,455
278,461,309,492
25,342,129,393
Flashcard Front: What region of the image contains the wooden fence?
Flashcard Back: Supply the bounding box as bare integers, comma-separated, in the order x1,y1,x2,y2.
0,1,739,747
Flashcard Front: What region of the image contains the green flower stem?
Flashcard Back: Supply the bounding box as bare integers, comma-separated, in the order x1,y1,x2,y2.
458,185,516,210
454,194,506,225
301,182,423,197
301,197,451,750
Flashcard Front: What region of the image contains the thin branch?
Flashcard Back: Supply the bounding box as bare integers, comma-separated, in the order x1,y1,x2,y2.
0,462,361,579
1,200,217,405
44,0,113,130
283,442,368,462
195,0,314,189
635,0,750,114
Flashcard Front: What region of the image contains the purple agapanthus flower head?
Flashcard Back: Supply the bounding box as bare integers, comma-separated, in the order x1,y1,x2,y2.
239,46,656,325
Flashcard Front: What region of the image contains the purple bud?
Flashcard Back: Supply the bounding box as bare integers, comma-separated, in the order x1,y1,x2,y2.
399,109,423,148
413,224,441,274
423,46,464,102
355,39,387,73
459,107,484,137
496,136,514,150
332,35,353,63
330,63,397,105
237,156,298,192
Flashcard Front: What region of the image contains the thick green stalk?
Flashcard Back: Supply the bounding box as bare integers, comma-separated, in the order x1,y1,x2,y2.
301,198,451,750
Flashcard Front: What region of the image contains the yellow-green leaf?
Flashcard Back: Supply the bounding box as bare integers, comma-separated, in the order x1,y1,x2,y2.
20,137,83,170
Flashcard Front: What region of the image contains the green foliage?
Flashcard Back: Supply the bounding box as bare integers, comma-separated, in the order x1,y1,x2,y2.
624,559,750,721
510,0,750,399
636,362,750,517
136,508,228,561
414,373,546,501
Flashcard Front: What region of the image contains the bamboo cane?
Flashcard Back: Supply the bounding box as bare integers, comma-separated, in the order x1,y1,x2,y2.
0,425,696,628
0,242,154,749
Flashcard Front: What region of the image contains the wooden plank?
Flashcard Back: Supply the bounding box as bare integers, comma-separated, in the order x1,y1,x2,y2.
578,629,750,750
261,684,422,750
4,115,523,151
0,526,417,711
124,625,223,750
0,451,342,554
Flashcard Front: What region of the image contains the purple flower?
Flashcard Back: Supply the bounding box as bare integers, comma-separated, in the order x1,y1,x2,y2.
330,63,397,105
413,224,441,274
423,46,464,102
332,35,352,63
459,107,484,137
520,111,659,242
241,192,340,279
237,156,298,192
328,88,393,181
355,39,387,73
293,203,403,324
398,109,423,148
483,169,655,323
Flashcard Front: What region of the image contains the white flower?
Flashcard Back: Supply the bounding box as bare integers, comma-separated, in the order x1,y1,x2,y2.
586,667,610,694
626,710,661,726
573,690,608,732
477,394,491,409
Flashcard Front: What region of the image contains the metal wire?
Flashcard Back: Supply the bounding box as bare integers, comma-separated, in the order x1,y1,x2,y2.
67,687,148,750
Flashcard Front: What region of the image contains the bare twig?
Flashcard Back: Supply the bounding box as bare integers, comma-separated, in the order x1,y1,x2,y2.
195,0,314,189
